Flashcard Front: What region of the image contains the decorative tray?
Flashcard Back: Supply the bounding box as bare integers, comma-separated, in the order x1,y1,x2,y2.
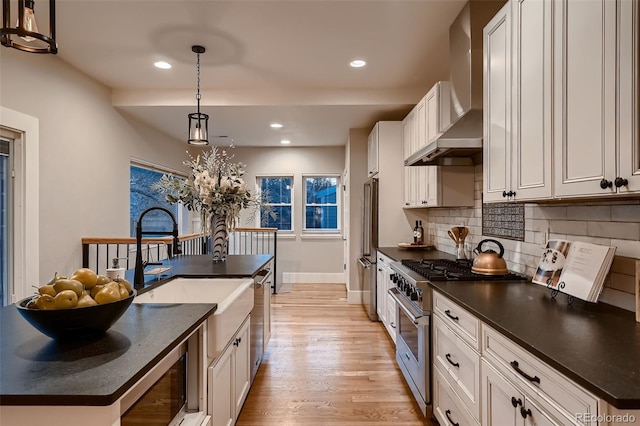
397,243,434,250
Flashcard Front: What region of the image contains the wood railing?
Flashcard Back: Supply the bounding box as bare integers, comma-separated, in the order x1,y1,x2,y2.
81,228,279,292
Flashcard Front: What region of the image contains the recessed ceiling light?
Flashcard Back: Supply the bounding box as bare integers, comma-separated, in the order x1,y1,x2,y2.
349,59,366,68
270,123,283,129
154,61,172,70
280,139,291,145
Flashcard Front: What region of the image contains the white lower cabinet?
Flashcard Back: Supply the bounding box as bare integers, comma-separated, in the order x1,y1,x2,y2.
377,251,397,343
482,359,574,426
208,316,251,426
434,367,480,426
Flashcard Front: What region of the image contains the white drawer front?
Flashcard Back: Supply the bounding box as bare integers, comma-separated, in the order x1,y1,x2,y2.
434,367,480,426
433,315,481,420
482,325,598,423
377,251,393,267
433,291,481,351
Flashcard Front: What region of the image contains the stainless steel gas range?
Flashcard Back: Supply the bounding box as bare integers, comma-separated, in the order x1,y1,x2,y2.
389,258,527,418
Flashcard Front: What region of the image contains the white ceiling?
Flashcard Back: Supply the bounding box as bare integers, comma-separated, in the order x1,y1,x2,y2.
51,0,467,147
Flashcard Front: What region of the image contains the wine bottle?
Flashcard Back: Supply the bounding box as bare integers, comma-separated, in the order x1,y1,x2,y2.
413,221,419,243
417,220,424,244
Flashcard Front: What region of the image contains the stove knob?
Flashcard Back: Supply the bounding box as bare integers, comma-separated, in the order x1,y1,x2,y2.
410,290,418,301
391,274,398,283
405,286,412,297
416,289,423,302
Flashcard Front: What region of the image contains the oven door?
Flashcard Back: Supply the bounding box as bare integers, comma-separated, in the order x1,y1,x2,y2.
389,288,430,415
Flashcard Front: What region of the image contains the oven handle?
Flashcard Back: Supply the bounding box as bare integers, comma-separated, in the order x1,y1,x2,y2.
388,288,429,326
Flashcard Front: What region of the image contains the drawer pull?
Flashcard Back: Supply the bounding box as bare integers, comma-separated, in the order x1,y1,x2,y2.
510,360,541,384
445,353,460,368
520,407,532,419
390,322,396,329
444,310,459,321
511,397,522,408
445,409,459,426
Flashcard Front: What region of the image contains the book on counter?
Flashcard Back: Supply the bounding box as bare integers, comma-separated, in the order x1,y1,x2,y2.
532,239,616,302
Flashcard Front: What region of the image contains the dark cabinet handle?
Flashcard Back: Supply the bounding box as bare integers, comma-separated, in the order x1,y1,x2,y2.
511,191,516,197
520,407,532,419
445,409,459,426
600,179,613,189
445,353,460,368
510,360,540,384
502,191,508,198
378,268,383,272
511,397,522,408
444,310,459,321
390,322,396,329
615,177,629,188
502,190,516,198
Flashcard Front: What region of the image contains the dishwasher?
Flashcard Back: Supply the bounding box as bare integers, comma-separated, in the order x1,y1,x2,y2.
250,268,272,383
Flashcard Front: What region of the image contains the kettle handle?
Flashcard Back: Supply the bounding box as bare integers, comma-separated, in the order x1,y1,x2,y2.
474,239,505,258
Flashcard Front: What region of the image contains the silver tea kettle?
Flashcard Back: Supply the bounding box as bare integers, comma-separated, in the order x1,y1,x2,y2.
472,239,508,275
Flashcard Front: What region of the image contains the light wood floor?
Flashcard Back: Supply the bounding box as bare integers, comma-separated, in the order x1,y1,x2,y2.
236,283,429,426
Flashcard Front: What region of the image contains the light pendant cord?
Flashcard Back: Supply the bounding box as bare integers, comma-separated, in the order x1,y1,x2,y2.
196,51,201,116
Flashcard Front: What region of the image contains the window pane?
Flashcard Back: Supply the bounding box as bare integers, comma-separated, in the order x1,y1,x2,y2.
261,206,292,230
130,165,181,237
261,177,292,204
305,206,338,229
306,177,337,204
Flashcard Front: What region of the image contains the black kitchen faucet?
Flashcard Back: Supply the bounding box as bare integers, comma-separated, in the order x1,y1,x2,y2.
133,207,182,289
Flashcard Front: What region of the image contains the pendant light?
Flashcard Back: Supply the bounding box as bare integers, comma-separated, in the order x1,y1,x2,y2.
188,45,209,146
1,0,58,54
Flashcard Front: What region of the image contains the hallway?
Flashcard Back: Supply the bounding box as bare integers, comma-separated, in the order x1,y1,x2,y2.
236,283,427,425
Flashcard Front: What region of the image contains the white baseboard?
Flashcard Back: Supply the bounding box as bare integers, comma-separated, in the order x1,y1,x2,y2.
347,290,362,305
282,272,345,284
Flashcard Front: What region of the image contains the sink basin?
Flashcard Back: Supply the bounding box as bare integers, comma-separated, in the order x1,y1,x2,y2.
134,278,254,358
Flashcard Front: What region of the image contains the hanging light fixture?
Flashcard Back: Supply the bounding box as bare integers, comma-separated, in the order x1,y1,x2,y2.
1,0,57,54
188,45,209,146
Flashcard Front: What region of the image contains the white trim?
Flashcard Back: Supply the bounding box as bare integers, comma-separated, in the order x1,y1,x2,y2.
282,272,344,284
302,174,341,232
347,290,363,305
0,107,39,303
300,233,343,240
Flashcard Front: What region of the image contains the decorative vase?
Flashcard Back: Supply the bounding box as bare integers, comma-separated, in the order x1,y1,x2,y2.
210,214,228,262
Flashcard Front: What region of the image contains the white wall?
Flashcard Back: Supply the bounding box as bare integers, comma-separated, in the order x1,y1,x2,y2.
231,146,346,284
0,49,190,284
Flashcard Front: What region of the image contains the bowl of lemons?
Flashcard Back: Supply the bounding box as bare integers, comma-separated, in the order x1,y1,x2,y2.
16,268,136,340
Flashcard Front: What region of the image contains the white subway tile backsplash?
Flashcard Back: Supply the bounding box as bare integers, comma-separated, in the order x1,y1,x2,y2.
612,205,640,222
533,206,568,220
611,239,640,258
550,220,588,235
566,205,611,221
587,221,640,240
526,219,550,232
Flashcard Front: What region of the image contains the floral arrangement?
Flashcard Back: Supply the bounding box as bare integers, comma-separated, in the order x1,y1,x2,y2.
153,146,265,230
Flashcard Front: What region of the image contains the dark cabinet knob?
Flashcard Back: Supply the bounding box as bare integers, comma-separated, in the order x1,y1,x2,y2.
600,179,613,189
511,397,522,408
502,191,508,198
520,407,532,419
614,177,628,188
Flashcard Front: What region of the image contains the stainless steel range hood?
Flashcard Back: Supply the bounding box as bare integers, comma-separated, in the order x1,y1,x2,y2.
406,1,504,166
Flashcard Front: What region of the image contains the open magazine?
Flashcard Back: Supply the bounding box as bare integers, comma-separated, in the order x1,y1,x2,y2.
532,239,616,302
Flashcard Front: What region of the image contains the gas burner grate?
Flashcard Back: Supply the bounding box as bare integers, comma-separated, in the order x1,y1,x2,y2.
400,259,527,282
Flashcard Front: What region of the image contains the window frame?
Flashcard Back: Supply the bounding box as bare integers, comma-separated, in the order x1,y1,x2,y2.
129,159,192,236
256,174,294,233
302,174,341,234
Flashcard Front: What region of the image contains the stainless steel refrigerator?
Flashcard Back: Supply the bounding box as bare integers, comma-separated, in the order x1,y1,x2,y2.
358,177,378,321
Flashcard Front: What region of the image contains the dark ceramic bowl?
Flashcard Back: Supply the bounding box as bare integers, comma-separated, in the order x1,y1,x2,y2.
16,290,136,340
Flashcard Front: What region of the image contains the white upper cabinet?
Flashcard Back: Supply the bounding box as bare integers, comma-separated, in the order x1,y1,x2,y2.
426,81,452,144
553,0,639,197
617,0,640,193
483,0,552,203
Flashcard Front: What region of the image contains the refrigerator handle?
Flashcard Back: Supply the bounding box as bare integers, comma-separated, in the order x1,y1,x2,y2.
358,257,372,269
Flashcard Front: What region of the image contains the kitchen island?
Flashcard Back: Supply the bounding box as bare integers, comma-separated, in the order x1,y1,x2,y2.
0,254,273,426
379,247,640,410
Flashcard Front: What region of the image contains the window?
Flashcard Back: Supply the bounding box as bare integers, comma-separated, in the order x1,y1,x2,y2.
304,176,339,231
130,163,189,237
257,176,292,231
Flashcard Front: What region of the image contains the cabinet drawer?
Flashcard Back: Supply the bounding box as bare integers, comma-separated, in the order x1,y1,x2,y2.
377,252,393,266
433,315,481,420
433,368,479,426
433,291,481,351
482,325,598,422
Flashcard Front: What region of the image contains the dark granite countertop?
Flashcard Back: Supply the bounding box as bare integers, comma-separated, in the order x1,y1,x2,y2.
0,303,216,406
130,254,273,292
378,246,640,409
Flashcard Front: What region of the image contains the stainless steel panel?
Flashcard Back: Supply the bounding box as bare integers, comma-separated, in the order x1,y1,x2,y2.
358,257,378,321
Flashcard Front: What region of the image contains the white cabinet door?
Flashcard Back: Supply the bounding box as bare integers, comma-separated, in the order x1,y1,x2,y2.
368,124,379,178
415,97,427,151
233,319,251,417
511,0,552,201
617,0,640,194
402,111,415,207
425,81,451,143
385,292,397,344
209,346,234,426
553,0,617,198
263,272,271,352
376,263,387,323
483,2,512,203
482,360,522,426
